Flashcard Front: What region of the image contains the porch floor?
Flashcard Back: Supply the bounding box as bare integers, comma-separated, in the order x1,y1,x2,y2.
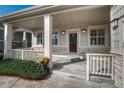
52,55,116,88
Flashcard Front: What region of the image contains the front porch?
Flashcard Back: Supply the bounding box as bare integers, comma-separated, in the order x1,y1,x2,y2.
3,5,111,58
1,5,114,84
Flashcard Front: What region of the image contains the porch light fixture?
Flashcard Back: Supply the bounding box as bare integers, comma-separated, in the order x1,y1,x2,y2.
62,30,65,35
112,18,118,29
81,29,86,33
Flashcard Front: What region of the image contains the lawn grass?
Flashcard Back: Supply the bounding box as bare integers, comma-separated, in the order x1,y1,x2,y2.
0,59,49,80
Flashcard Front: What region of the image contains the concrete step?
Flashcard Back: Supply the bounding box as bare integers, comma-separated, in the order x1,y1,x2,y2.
52,54,83,63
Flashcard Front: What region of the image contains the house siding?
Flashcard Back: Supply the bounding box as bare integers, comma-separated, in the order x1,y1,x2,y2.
113,54,123,88
111,5,124,88
32,25,110,55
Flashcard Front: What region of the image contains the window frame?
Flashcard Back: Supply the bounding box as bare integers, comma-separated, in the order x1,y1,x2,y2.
36,32,44,45
36,31,59,46
52,31,59,46
88,25,107,47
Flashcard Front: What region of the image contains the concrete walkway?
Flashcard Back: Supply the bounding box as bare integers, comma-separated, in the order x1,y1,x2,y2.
0,71,116,88
0,55,116,88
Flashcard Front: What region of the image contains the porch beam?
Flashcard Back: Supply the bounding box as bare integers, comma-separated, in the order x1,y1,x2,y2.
7,5,105,24
3,23,13,58
44,14,53,68
50,5,105,15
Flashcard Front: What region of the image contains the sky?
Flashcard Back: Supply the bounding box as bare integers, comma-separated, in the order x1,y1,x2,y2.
0,5,33,16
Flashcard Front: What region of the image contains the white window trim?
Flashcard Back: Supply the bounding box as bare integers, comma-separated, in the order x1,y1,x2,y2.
13,28,33,34
88,25,109,48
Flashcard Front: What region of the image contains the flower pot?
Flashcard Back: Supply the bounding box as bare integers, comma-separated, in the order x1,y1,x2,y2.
0,56,3,60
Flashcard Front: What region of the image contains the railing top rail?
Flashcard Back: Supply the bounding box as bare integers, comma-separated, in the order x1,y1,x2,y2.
7,49,44,53
86,53,112,56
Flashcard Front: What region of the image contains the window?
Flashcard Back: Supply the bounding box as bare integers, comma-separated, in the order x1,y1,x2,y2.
26,33,32,47
52,32,59,45
0,30,4,40
36,31,59,45
12,32,23,49
90,28,105,46
13,32,23,41
37,32,44,45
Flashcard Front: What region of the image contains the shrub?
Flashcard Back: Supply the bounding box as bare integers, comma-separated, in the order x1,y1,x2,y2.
0,53,3,60
37,56,50,66
0,59,49,80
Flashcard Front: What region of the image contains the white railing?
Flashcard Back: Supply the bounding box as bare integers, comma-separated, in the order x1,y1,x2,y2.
86,53,114,81
7,49,44,61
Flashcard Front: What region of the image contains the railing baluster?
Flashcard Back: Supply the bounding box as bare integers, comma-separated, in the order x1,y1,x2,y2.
107,57,110,76
104,56,106,75
86,54,90,81
111,56,115,80
96,56,99,74
22,50,24,60
92,56,95,74
90,56,92,73
100,56,103,74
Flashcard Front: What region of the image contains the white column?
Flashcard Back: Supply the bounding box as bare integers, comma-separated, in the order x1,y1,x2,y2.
3,23,13,58
44,14,52,68
32,32,37,47
23,31,27,48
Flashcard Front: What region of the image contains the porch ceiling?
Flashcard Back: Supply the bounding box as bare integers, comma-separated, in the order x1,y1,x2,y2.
10,5,110,30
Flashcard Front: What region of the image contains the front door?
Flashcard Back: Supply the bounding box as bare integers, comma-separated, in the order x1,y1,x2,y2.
69,33,77,52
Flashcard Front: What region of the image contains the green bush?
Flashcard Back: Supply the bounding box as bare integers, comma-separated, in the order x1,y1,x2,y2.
0,59,49,80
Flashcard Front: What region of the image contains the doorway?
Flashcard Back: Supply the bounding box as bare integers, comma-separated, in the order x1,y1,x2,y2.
69,33,77,52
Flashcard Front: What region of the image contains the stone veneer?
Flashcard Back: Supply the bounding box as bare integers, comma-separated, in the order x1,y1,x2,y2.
52,47,110,55
32,47,110,55
53,47,68,55
112,54,123,88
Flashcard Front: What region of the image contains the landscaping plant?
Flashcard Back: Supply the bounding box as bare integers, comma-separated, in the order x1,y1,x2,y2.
0,59,49,80
37,56,50,74
37,56,50,66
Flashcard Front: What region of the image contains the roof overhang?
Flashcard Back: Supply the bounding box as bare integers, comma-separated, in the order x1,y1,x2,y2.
0,5,110,30
0,5,87,22
0,5,108,23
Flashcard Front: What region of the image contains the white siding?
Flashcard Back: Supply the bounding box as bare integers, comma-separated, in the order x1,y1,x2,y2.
110,6,124,55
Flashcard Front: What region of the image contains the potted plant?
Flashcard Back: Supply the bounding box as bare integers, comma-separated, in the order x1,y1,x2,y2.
0,53,3,60
37,56,50,74
37,56,50,67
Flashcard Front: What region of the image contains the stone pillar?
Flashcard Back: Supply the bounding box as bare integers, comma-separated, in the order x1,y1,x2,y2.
44,14,53,68
3,23,13,58
23,32,27,48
